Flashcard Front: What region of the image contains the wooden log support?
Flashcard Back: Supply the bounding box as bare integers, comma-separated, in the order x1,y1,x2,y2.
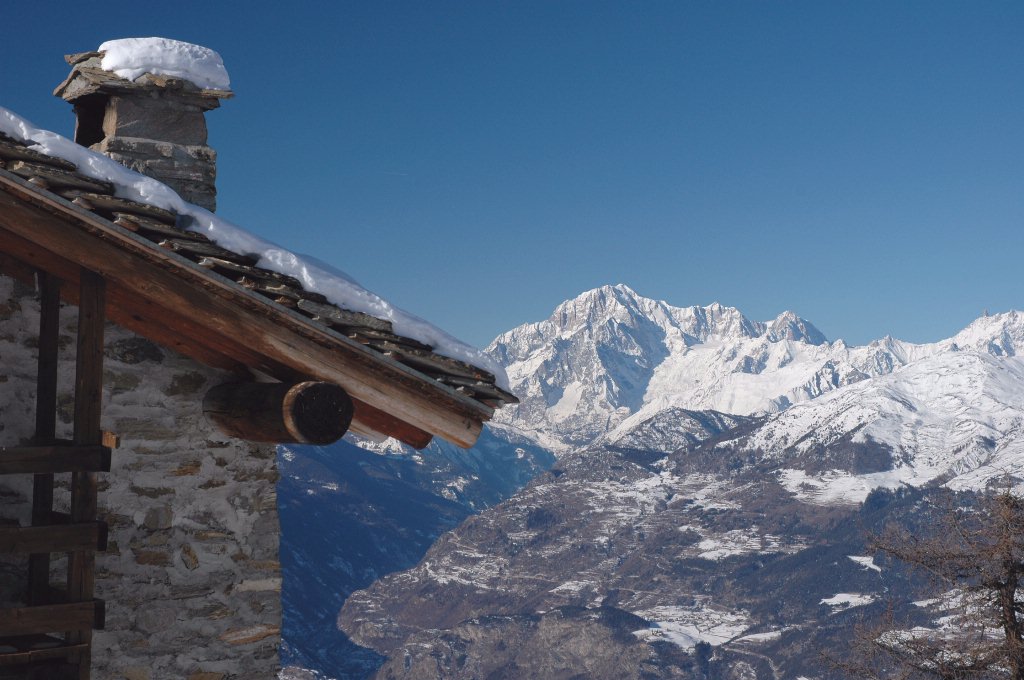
0,642,89,671
0,446,112,475
0,601,103,637
0,522,107,554
29,272,61,606
0,634,90,668
66,268,105,671
204,381,354,444
32,273,61,438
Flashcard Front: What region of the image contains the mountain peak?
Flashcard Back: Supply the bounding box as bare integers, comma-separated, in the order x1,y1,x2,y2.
488,286,852,451
767,311,828,346
555,286,764,341
950,310,1024,357
607,282,639,296
575,283,643,304
552,284,654,330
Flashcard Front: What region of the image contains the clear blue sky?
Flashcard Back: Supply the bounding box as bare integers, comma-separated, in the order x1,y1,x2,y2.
3,1,1022,348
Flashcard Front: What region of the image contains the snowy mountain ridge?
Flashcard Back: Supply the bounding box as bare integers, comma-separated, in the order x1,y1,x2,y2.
728,350,1024,503
489,284,1024,455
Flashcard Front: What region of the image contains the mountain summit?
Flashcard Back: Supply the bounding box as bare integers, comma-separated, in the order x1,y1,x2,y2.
488,286,1024,454
488,285,900,452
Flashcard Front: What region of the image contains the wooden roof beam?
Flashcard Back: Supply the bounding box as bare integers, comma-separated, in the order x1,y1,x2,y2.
0,224,435,448
0,172,486,447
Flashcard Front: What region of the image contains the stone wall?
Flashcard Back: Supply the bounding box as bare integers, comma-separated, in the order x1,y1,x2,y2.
0,273,281,679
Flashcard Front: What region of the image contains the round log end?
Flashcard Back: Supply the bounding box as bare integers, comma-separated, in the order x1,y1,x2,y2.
283,381,354,445
204,381,354,445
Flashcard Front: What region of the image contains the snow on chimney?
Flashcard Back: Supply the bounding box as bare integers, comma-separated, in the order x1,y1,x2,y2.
54,38,232,212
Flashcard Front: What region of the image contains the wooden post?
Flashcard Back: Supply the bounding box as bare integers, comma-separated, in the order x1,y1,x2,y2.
29,272,61,606
66,268,105,679
203,381,354,444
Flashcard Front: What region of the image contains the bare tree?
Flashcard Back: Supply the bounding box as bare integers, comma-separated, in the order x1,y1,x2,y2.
838,488,1024,679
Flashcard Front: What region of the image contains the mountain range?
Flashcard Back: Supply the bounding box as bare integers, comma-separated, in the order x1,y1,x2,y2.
287,285,1024,679
491,284,1024,462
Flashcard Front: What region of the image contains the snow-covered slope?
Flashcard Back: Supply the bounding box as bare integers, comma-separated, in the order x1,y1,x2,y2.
725,350,1024,503
488,286,1024,501
488,284,997,453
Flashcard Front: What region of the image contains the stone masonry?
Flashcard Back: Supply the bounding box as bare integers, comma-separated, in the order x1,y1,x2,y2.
90,90,219,213
55,53,229,212
0,273,281,679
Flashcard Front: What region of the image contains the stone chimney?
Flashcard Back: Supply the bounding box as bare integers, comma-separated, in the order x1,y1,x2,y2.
53,43,232,212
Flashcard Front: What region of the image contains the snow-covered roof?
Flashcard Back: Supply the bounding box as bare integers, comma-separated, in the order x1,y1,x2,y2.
0,105,508,391
0,104,515,449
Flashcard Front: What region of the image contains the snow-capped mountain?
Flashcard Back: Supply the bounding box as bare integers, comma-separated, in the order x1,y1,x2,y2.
716,350,1024,504
333,288,1024,679
491,284,901,454
488,284,1010,454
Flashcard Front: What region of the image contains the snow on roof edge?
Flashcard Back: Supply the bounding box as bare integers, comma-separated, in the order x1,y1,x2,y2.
0,105,509,390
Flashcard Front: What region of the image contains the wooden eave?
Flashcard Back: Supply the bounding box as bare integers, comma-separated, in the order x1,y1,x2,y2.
0,169,492,448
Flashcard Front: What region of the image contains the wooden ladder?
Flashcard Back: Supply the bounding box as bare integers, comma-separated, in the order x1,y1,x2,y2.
1,270,110,680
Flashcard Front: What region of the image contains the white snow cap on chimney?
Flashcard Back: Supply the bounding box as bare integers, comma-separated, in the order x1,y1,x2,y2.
98,37,231,91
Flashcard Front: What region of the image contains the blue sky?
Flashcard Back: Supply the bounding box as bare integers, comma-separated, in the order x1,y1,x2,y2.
3,2,1022,348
